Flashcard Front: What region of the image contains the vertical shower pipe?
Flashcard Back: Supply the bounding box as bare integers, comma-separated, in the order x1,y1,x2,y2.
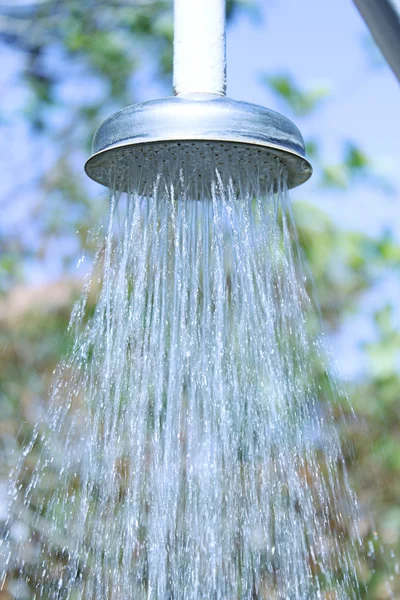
353,0,400,83
173,0,227,96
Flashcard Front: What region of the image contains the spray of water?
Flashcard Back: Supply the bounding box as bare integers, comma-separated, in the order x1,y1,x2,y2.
2,151,365,598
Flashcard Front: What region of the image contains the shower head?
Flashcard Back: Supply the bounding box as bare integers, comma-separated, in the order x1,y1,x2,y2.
85,95,311,191
85,0,312,192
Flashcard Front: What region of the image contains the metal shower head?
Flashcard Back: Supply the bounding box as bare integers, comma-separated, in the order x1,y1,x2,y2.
85,0,312,192
85,95,312,192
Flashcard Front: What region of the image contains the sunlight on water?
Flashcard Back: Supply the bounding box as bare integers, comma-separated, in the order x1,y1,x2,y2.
1,152,375,598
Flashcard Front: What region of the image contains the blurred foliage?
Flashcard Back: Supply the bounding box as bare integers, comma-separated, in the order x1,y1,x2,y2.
263,72,330,116
0,0,399,598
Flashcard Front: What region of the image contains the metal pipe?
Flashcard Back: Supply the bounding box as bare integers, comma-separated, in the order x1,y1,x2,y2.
353,0,400,83
173,0,226,96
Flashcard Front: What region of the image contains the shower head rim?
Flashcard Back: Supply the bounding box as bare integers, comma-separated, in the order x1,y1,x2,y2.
85,137,311,179
85,95,312,191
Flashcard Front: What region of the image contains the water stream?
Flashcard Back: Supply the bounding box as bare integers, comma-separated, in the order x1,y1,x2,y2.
2,153,365,598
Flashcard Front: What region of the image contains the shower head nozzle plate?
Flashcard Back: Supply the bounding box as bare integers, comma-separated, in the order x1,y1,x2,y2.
85,95,312,191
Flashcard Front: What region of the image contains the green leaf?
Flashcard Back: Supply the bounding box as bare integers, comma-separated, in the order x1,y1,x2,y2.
305,139,320,159
345,142,369,173
320,164,348,189
262,73,331,116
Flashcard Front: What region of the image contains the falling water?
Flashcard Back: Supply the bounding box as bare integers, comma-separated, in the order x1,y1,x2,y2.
2,150,366,598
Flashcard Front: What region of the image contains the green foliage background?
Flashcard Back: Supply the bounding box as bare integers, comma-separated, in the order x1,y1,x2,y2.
0,0,399,597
